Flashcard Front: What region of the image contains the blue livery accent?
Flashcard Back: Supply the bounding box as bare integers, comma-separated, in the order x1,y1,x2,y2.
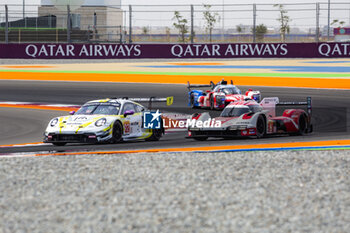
188,90,205,107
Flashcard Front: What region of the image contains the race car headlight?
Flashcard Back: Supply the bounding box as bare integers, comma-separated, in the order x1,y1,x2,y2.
95,118,107,127
216,95,225,104
238,125,247,130
228,125,247,130
228,126,238,130
253,94,261,102
50,118,59,127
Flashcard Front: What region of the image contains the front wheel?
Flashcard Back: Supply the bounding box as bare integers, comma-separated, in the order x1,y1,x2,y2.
256,115,266,138
111,121,123,143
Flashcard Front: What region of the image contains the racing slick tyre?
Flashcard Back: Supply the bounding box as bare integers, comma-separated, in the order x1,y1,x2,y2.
52,142,66,146
256,115,266,138
111,121,123,143
190,93,197,109
293,114,308,136
210,96,214,110
145,128,163,141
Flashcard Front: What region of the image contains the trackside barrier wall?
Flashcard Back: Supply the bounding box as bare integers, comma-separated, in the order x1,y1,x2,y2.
0,43,349,59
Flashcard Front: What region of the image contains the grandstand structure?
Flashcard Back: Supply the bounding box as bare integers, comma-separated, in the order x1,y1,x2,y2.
38,0,123,41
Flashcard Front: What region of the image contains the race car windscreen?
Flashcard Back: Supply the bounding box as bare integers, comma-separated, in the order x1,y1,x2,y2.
221,87,241,95
220,107,250,117
220,105,262,117
75,104,121,115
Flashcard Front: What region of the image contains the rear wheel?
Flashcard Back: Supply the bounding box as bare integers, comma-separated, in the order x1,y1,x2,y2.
111,121,123,143
145,128,163,141
52,142,66,146
190,93,196,109
256,115,266,138
296,114,308,135
210,96,214,110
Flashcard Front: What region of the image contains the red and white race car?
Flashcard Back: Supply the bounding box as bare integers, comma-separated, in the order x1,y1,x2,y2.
187,97,313,141
188,79,261,110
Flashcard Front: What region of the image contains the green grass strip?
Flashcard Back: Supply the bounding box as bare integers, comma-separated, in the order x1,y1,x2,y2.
1,69,350,78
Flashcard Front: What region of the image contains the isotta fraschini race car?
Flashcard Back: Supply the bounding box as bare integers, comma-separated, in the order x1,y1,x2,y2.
187,97,313,141
44,97,173,146
187,79,261,110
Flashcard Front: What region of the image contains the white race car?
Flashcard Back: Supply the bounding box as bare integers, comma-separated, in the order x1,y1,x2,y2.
44,97,173,146
187,97,312,140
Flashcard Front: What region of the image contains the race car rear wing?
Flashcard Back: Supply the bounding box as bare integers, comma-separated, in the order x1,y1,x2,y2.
277,96,312,117
260,97,312,119
187,80,234,90
277,97,312,130
116,96,174,109
187,81,214,90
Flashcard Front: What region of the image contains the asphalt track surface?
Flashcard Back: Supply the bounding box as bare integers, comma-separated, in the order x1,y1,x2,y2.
0,80,349,154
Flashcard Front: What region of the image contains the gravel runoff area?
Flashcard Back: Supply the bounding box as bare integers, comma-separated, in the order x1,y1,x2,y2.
1,150,350,232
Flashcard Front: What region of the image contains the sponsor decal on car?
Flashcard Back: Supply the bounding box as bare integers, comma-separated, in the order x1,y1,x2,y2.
124,121,131,134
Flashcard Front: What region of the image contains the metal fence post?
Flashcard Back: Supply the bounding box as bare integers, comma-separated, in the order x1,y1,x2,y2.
5,5,8,44
316,2,320,43
87,25,90,42
23,0,25,27
253,3,256,43
191,5,194,44
129,5,132,44
94,12,97,29
67,5,71,43
327,0,330,40
222,0,225,42
93,12,97,40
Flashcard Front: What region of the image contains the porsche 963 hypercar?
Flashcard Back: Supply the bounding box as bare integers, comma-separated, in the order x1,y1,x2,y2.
187,97,312,141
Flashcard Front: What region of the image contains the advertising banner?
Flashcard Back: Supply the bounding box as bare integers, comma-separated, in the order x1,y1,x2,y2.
0,43,349,59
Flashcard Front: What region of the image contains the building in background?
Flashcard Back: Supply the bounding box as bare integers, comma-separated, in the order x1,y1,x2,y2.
334,27,350,42
38,0,123,42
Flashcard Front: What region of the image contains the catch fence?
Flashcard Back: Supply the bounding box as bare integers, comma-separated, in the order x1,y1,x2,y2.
0,2,349,43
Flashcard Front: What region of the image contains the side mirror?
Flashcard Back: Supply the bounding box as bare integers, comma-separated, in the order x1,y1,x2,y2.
124,110,134,117
69,111,75,115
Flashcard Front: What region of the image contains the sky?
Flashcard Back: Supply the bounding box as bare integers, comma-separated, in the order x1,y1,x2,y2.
1,0,350,30
0,0,347,5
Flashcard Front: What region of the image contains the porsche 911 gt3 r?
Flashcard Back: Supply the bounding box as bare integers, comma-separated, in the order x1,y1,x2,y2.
44,97,173,146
